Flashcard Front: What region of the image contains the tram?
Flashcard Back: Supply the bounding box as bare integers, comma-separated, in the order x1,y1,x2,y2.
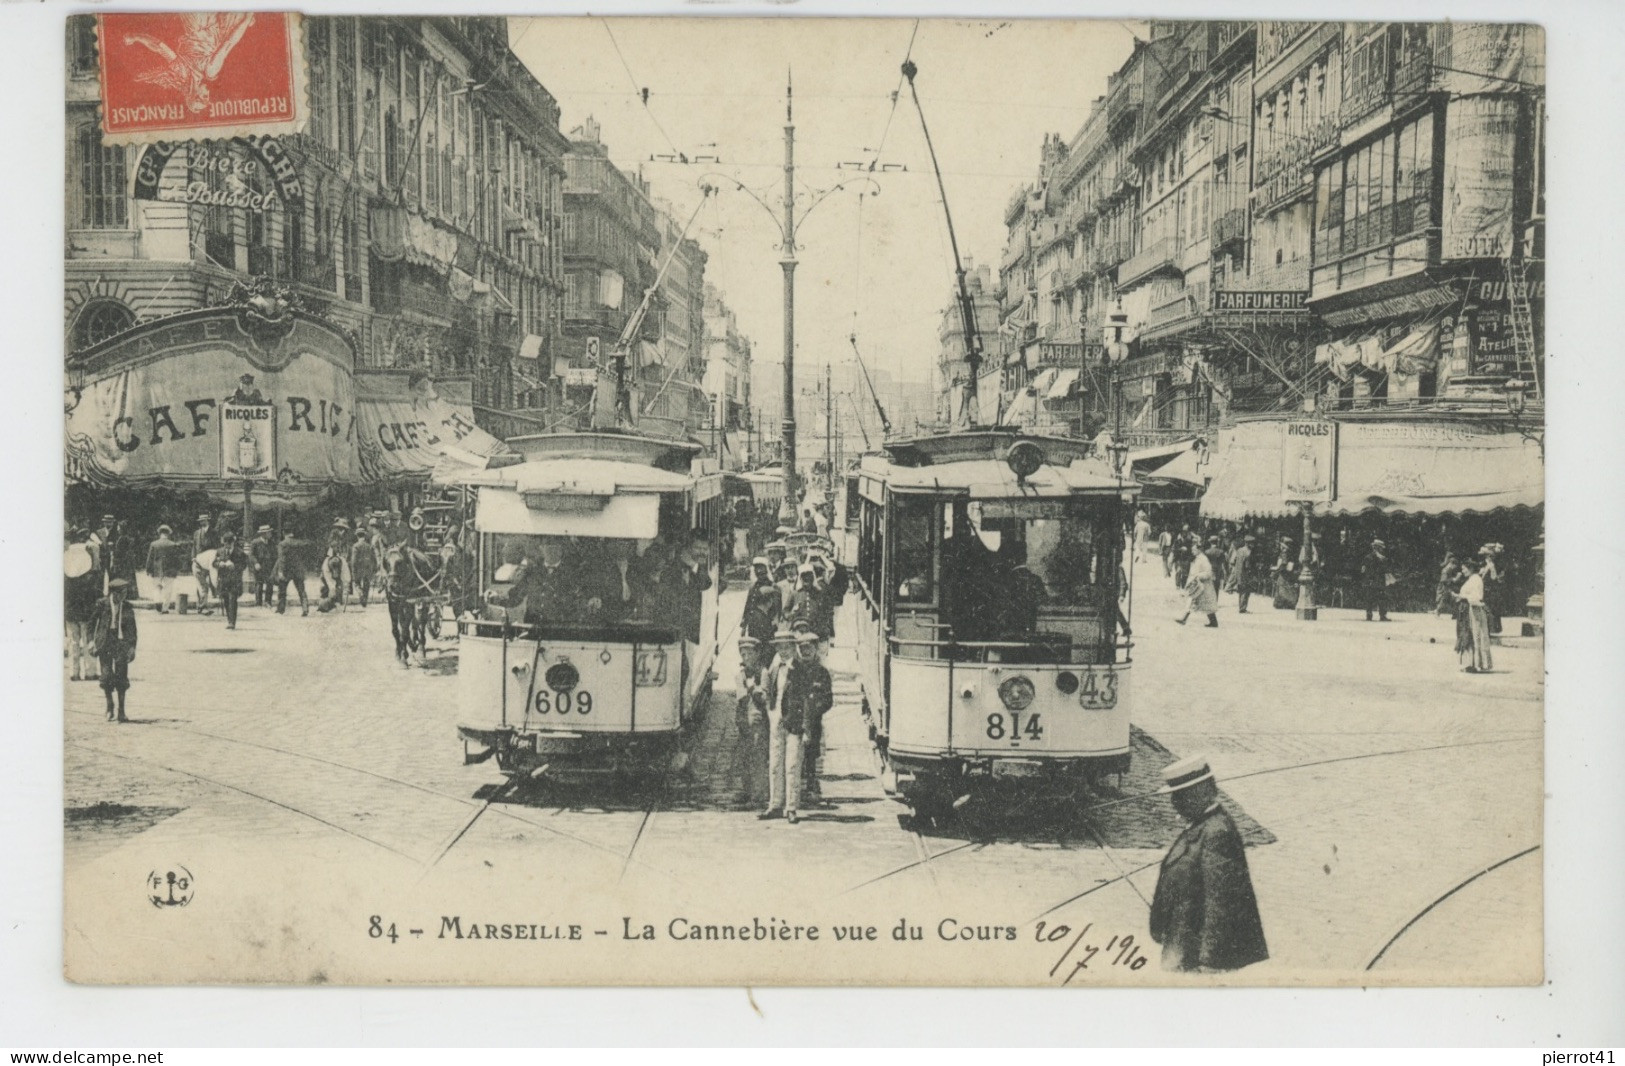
455,430,723,780
851,429,1137,820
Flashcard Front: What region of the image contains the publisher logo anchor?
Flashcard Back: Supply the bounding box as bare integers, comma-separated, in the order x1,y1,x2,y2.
147,866,194,908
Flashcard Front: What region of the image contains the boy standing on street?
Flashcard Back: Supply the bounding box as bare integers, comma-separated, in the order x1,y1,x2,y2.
90,578,138,722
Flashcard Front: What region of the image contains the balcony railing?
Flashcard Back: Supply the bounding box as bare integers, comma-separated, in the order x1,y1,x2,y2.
1214,205,1248,249
279,247,336,292
1117,238,1179,288
1148,290,1202,330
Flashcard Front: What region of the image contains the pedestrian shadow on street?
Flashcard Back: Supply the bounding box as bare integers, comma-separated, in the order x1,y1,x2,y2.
414,651,459,676
905,727,1275,852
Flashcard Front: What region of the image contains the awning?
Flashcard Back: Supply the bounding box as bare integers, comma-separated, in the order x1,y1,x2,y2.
356,385,510,484
1031,368,1060,396
1200,418,1544,520
1128,438,1199,465
1141,447,1205,487
1046,368,1081,399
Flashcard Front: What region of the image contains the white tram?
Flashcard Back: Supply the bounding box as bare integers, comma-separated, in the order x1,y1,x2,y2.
851,430,1137,818
455,431,722,780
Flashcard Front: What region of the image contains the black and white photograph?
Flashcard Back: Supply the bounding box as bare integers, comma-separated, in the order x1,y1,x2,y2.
55,11,1552,989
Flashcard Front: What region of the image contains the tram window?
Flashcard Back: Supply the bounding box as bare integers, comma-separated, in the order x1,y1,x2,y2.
893,497,935,603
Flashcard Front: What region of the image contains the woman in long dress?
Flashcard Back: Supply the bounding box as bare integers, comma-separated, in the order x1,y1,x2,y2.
1175,547,1219,627
1435,551,1462,615
1270,539,1298,610
1454,557,1494,673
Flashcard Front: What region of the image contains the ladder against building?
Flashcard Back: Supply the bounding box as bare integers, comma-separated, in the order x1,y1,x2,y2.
1505,256,1542,401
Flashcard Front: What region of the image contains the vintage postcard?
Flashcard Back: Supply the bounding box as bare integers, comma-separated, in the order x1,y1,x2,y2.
62,13,1544,986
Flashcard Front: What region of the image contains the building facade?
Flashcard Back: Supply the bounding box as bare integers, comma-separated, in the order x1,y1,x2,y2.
987,20,1544,443
559,119,711,440
67,16,570,435
702,283,754,469
937,257,1001,426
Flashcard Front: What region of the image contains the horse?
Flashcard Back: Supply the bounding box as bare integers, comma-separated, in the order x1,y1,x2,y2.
383,544,442,666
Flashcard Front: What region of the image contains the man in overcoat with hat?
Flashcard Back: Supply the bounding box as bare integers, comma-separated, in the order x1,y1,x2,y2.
250,524,277,607
1360,538,1395,622
1148,755,1268,973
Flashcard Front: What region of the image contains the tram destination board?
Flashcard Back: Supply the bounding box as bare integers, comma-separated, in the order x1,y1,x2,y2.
55,12,1549,996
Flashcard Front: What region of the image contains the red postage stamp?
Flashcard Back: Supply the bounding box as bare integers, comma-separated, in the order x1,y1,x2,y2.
96,12,307,144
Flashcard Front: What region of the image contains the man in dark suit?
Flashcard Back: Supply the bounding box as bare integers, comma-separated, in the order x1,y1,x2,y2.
1360,538,1395,622
1148,756,1268,973
144,524,184,614
90,578,138,722
249,524,277,607
274,529,310,616
741,557,782,644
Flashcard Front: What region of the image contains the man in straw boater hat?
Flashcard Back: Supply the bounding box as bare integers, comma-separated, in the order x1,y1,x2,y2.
1148,755,1268,973
734,635,770,809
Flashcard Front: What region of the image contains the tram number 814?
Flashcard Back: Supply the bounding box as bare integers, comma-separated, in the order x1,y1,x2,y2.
987,711,1044,742
534,689,594,715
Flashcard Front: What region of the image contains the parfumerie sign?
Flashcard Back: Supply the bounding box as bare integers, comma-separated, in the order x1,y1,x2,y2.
1214,290,1308,312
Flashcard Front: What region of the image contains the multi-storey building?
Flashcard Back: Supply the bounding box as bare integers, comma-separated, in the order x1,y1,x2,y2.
989,18,1543,436
985,19,1545,594
559,121,711,440
65,15,568,504
937,258,1001,425
702,284,754,468
68,15,567,400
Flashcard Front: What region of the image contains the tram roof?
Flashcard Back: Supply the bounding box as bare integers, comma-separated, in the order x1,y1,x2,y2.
457,457,700,496
859,454,1135,498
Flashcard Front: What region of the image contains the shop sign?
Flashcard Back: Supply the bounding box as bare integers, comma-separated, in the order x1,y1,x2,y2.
1214,290,1308,312
1281,420,1338,504
65,308,358,487
131,137,303,210
1447,265,1544,379
1441,96,1518,260
219,401,276,480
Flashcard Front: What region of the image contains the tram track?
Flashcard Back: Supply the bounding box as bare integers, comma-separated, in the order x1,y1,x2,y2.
1363,843,1541,971
64,703,681,875
842,731,1539,902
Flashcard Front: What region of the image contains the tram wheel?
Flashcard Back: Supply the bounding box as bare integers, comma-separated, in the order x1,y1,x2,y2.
906,787,955,830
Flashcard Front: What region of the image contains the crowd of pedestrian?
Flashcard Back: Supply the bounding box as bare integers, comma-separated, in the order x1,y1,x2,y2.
1136,509,1523,675
64,504,473,718
735,526,848,825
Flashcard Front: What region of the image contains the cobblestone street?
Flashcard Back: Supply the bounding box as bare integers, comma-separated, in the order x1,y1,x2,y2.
63,576,1542,985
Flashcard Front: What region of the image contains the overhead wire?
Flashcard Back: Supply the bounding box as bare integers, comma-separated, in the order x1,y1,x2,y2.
599,18,682,157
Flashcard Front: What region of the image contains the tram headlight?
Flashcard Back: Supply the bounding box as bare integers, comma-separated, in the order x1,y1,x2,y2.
544,662,580,691
998,676,1036,711
634,649,668,687
1055,671,1079,695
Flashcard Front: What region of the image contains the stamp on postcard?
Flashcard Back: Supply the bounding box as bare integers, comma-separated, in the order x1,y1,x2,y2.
96,12,306,144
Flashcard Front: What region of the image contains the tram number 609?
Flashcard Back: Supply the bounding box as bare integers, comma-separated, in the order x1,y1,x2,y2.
535,689,594,715
987,711,1044,742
